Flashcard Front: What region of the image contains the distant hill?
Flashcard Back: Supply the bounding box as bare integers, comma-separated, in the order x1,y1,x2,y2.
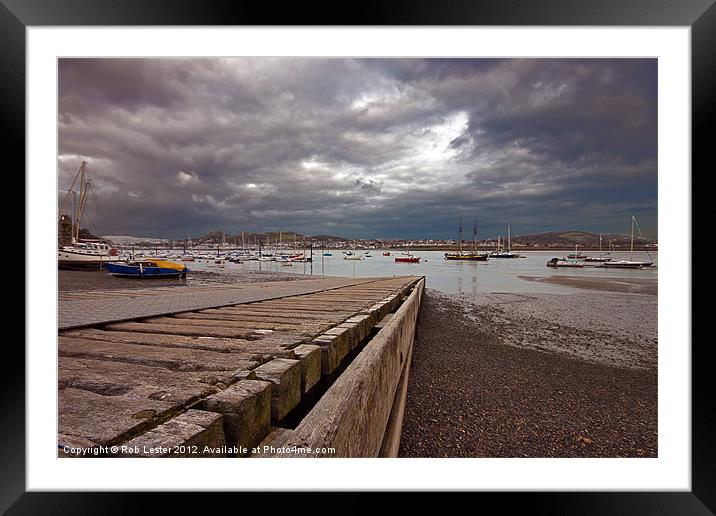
304,234,350,241
504,231,655,247
101,229,655,247
102,235,171,244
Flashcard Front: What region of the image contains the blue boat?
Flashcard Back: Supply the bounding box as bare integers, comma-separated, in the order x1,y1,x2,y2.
105,259,188,278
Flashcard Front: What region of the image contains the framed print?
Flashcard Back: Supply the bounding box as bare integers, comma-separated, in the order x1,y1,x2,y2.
8,0,708,512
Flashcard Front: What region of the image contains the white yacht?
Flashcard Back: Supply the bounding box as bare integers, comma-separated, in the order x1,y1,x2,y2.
602,216,654,269
57,161,119,269
58,240,118,269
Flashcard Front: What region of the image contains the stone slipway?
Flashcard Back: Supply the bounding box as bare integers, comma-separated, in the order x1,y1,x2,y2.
58,275,423,457
59,276,388,330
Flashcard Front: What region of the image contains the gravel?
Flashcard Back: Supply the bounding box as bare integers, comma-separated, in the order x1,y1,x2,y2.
398,288,657,458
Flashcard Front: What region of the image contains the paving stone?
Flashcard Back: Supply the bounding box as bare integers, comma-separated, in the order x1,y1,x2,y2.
252,358,302,422
198,380,272,455
113,409,226,457
292,344,322,393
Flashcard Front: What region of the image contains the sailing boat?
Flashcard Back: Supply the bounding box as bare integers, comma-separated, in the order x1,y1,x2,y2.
395,243,420,262
582,233,614,263
214,231,228,264
444,216,489,261
180,233,195,261
57,160,119,269
603,216,654,269
491,224,520,258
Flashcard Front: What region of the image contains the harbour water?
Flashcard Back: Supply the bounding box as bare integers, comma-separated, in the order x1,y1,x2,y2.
182,250,658,295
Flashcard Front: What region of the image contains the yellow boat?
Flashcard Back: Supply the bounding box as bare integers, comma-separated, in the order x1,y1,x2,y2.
105,259,188,278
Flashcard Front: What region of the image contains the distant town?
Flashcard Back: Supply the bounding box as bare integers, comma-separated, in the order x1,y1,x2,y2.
94,229,657,252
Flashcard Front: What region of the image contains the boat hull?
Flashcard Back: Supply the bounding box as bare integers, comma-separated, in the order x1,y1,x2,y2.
602,261,653,269
105,262,188,278
58,249,118,270
444,253,489,261
395,257,420,263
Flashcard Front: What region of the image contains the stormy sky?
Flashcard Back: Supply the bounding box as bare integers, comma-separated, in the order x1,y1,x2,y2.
58,58,657,240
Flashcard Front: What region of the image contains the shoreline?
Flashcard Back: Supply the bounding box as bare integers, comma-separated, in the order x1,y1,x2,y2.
58,268,311,292
399,288,657,457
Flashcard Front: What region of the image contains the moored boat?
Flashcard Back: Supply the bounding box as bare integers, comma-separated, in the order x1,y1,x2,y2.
602,260,651,269
582,234,614,262
445,252,489,261
57,161,120,269
444,216,490,261
602,216,654,269
584,255,613,263
490,225,520,258
105,259,188,278
58,241,120,269
546,257,585,268
395,256,420,263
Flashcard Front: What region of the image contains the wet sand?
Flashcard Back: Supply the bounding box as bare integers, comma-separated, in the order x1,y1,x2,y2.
399,288,657,457
519,275,658,295
58,268,308,292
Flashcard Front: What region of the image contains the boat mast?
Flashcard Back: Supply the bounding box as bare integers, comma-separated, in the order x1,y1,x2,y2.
630,216,634,260
58,161,84,225
458,215,463,255
508,224,511,253
473,217,477,254
75,161,90,243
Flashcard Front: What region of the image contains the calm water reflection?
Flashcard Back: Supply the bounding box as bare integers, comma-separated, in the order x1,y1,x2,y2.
187,250,657,295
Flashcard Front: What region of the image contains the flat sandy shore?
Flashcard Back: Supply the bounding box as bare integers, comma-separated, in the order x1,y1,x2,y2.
519,274,658,295
58,268,308,292
399,287,657,457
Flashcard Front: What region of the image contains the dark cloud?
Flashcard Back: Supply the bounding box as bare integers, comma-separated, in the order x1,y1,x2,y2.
58,58,657,239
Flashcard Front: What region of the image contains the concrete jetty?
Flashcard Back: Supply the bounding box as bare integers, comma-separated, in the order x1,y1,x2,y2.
58,275,425,458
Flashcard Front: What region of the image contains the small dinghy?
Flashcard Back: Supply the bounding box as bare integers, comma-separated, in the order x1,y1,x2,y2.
105,259,188,278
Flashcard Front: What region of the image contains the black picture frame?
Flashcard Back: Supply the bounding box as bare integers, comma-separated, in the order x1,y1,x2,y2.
9,0,705,512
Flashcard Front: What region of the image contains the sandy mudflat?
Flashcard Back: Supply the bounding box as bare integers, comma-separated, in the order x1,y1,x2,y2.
399,288,657,458
58,269,309,292
519,274,658,295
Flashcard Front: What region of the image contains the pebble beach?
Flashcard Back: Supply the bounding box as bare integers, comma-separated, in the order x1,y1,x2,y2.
399,277,657,458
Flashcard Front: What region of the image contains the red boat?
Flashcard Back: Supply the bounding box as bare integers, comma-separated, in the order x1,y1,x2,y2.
395,256,420,263
383,251,391,256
